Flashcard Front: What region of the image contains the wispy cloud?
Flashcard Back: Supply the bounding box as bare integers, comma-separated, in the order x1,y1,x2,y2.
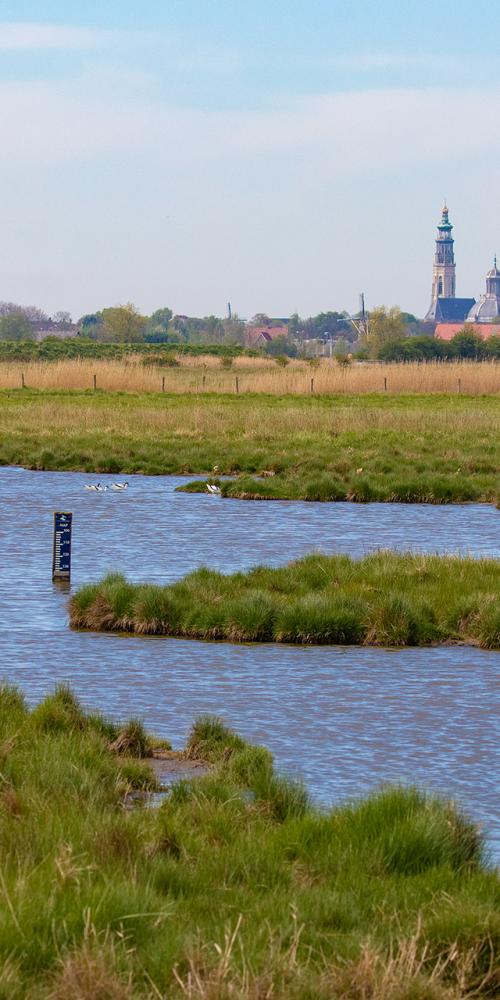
0,22,118,51
0,22,241,73
329,50,477,74
1,73,499,171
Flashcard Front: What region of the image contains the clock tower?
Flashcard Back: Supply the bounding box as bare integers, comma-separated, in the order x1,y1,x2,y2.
431,203,456,301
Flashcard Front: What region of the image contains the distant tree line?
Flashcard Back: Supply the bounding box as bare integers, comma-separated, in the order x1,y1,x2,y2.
356,306,500,360
79,305,247,347
0,299,499,360
370,331,500,361
0,302,73,341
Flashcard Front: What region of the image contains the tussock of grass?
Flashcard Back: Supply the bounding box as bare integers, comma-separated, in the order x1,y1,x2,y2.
1,389,499,503
70,552,500,648
0,685,498,998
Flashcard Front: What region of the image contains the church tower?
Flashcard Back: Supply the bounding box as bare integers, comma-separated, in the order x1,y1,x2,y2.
431,203,455,301
425,204,474,323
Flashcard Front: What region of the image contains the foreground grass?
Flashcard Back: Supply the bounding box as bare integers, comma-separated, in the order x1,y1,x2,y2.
0,685,498,999
1,389,500,503
70,552,500,648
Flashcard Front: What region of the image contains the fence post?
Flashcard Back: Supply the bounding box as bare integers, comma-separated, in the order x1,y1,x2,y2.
235,377,239,394
310,377,314,393
21,372,25,389
384,376,387,392
162,376,165,392
93,373,97,390
202,375,206,390
458,378,461,393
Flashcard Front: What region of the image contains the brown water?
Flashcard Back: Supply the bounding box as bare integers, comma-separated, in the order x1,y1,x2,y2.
1,467,499,858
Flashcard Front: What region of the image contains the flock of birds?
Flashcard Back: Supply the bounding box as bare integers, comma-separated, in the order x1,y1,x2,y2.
84,480,221,495
84,482,129,492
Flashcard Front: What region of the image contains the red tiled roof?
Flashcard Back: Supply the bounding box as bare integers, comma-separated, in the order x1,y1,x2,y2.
245,325,288,346
435,323,499,341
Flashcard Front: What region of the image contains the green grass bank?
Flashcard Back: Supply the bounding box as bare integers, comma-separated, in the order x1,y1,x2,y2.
1,389,500,503
0,684,498,999
70,552,500,648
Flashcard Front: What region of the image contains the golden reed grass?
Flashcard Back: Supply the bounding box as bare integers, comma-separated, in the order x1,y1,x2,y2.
0,356,498,395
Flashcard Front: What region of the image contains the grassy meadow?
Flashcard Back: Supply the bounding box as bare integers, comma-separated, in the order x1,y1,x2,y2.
70,552,500,648
0,684,499,999
1,387,499,503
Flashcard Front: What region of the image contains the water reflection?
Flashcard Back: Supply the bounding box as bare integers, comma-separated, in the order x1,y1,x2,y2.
0,467,499,858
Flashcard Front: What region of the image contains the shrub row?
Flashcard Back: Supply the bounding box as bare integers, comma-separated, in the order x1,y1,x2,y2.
0,337,256,362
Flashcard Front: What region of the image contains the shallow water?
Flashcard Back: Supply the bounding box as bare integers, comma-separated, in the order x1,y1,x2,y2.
1,467,499,857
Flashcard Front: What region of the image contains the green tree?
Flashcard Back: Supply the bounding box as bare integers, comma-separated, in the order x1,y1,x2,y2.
250,313,272,326
377,335,446,362
0,311,34,341
485,335,500,358
222,314,246,345
304,311,351,340
52,311,72,325
288,313,303,339
77,314,105,341
101,303,147,343
202,315,224,343
451,330,488,359
366,306,406,356
264,335,297,358
147,307,173,339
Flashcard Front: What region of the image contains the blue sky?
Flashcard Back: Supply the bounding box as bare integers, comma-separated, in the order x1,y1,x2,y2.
1,1,499,318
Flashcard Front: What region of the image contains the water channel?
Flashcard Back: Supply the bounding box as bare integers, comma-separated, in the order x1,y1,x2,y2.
1,467,499,858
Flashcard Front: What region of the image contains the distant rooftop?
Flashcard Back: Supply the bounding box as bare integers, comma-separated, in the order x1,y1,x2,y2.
426,298,475,323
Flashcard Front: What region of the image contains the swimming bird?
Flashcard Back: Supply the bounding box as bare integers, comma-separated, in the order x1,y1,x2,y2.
95,483,108,492
206,483,221,494
112,482,129,490
84,484,100,491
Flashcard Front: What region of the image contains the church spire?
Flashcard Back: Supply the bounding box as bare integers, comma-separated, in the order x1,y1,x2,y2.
432,203,456,299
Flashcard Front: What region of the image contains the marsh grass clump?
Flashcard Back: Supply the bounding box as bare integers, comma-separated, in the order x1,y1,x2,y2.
71,552,500,649
468,598,500,649
275,593,366,644
109,718,150,757
0,686,497,996
186,715,246,761
224,590,277,641
31,684,87,733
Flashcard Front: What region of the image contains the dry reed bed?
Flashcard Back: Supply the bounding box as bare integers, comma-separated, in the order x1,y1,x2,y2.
0,357,498,394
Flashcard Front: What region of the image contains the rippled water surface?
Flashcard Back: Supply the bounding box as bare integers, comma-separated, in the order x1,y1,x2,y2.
1,467,499,856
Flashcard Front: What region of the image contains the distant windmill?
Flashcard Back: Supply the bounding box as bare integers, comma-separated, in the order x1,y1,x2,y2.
344,293,369,339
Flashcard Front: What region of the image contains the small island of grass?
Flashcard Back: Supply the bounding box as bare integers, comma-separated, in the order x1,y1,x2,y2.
70,551,500,648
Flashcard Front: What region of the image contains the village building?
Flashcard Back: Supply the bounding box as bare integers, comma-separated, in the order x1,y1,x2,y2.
426,205,499,341
244,323,288,348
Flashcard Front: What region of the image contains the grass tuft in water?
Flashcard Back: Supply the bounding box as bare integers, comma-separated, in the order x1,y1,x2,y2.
71,551,500,649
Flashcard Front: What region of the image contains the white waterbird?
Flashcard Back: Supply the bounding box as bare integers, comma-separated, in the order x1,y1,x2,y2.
206,483,221,494
112,482,129,490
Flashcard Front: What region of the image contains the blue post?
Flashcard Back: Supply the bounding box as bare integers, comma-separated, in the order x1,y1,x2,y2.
52,512,72,581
